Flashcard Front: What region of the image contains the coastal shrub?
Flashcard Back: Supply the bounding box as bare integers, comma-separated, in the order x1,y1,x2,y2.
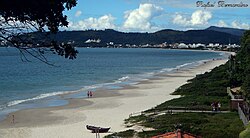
125,115,147,124
149,95,230,112
173,64,230,97
239,123,250,138
137,130,161,138
231,30,250,100
124,112,244,138
149,61,232,112
104,129,135,138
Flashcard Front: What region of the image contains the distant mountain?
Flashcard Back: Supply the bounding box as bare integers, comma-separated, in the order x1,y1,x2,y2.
25,27,242,47
206,26,246,36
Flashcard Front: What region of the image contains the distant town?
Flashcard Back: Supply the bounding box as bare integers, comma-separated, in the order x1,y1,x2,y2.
84,38,240,51
1,38,240,52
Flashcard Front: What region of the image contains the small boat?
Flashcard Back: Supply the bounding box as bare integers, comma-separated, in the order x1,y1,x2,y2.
86,125,110,133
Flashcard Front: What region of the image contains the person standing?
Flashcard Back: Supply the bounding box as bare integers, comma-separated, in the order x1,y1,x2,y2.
211,102,215,112
218,102,221,112
12,114,15,124
90,91,93,97
87,91,90,98
215,101,218,112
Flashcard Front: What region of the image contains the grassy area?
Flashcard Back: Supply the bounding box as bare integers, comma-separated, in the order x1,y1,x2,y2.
240,124,250,138
147,95,231,112
121,112,244,138
104,129,135,138
145,64,232,113
174,65,230,96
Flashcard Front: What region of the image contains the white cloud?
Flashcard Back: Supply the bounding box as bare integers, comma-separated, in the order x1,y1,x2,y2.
217,20,228,27
172,14,189,26
216,20,250,29
231,21,250,30
123,3,163,31
140,0,194,8
191,10,212,25
75,10,82,17
68,14,116,30
173,10,212,26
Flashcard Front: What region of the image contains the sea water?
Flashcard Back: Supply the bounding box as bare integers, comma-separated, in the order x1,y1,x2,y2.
0,48,226,120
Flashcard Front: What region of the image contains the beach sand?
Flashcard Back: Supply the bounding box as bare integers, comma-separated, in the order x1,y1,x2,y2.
0,58,228,138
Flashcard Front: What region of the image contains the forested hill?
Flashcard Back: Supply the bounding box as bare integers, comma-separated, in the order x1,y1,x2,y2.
206,26,246,36
30,27,244,47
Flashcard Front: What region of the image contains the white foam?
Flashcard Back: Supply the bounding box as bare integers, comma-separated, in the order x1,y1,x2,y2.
6,91,75,108
176,62,193,69
118,76,130,81
0,85,102,110
81,85,100,91
159,67,175,73
0,105,5,110
1,59,214,110
158,59,211,75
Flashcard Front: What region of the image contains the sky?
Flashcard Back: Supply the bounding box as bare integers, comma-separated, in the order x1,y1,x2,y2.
63,0,250,32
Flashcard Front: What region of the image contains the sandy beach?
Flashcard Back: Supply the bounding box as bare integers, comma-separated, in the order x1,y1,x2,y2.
0,58,228,138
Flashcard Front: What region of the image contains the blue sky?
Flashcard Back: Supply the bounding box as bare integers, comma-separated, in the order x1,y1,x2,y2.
63,0,250,32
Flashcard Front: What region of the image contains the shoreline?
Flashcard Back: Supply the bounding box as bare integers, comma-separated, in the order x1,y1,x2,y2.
0,49,229,119
0,57,228,138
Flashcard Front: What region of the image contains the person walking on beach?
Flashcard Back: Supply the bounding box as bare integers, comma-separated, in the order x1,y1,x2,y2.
87,91,90,98
12,114,15,124
90,91,93,97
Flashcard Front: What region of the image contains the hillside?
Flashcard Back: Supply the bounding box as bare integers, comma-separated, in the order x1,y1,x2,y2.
26,27,243,47
206,26,246,36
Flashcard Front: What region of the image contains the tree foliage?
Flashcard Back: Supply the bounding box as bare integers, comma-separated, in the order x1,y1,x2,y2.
0,0,78,63
0,0,76,33
228,30,250,99
239,31,250,99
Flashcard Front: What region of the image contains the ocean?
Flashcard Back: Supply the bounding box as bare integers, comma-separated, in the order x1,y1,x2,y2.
0,48,226,120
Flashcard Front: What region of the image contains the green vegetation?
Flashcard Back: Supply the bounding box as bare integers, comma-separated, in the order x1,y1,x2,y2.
230,30,250,100
136,112,242,138
104,129,135,138
105,112,243,138
105,58,245,138
240,123,250,138
147,63,231,112
0,0,78,61
234,30,250,137
149,95,230,111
